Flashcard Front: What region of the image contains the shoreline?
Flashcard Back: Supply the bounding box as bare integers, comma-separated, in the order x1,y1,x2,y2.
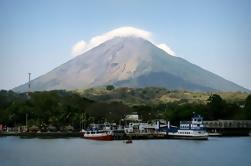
0,132,80,138
1,132,250,139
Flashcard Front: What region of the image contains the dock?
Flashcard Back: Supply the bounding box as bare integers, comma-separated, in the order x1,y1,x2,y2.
204,120,251,136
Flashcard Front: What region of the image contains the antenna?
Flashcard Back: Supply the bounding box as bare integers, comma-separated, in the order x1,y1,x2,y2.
28,73,31,91
26,73,32,99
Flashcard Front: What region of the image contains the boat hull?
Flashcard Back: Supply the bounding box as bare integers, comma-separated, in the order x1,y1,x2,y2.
168,134,208,140
80,131,113,141
83,135,113,141
168,130,209,140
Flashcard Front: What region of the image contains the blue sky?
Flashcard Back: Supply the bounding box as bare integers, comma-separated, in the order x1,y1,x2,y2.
0,0,251,90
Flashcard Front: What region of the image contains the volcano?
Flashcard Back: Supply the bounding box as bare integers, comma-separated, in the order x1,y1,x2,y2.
13,36,248,92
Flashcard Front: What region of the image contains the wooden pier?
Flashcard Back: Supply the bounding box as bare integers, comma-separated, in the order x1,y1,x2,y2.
203,120,251,136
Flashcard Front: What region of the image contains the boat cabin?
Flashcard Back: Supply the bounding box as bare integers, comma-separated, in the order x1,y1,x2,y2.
180,115,205,130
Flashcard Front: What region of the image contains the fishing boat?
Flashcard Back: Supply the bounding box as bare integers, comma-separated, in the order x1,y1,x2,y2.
168,114,208,140
80,129,113,141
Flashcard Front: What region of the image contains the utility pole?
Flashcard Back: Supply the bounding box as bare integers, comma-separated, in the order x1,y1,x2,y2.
26,113,28,132
26,73,31,131
80,112,83,131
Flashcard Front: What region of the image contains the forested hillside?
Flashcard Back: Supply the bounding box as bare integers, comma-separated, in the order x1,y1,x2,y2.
0,88,250,129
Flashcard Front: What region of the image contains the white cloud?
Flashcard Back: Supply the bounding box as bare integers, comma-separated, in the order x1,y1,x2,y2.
157,43,175,56
72,40,86,57
71,26,175,57
89,26,151,48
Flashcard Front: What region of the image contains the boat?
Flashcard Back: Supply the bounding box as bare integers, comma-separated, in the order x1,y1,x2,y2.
124,139,133,144
168,114,208,140
80,129,113,141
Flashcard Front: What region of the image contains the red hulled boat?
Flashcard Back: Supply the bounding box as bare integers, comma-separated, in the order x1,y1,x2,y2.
81,130,113,141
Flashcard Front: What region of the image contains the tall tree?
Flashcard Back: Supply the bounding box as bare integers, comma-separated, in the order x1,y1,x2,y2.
207,94,226,120
245,95,251,119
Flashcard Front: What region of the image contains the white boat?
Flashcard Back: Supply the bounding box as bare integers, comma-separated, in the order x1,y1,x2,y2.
168,114,208,140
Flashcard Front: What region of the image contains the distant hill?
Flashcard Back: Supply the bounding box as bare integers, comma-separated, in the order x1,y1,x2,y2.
13,36,249,92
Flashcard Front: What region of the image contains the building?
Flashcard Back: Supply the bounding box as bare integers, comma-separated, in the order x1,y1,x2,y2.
124,112,141,122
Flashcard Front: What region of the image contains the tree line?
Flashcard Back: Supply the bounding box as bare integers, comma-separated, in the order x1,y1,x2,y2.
0,90,250,129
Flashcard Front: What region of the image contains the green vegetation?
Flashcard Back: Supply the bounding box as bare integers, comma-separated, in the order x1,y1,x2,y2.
106,85,115,91
0,88,250,130
77,87,249,105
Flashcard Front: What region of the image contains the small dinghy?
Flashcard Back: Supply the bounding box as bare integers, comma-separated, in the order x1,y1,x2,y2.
123,138,133,144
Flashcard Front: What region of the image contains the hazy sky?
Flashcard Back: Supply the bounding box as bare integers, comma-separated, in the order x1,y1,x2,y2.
0,0,251,90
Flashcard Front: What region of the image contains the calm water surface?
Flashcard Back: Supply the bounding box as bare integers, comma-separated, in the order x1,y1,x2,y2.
0,136,251,166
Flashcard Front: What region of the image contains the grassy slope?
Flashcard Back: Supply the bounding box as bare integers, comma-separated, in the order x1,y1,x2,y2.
73,87,250,106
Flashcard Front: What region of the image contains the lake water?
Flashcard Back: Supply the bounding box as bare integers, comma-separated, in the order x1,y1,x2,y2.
0,136,251,166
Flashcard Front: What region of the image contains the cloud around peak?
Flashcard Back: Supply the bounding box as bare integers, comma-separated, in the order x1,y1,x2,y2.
72,40,87,56
157,43,175,56
71,26,175,57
